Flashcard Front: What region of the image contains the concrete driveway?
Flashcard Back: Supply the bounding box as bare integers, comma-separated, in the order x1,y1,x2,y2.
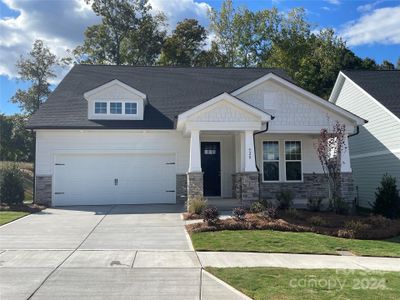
0,205,247,300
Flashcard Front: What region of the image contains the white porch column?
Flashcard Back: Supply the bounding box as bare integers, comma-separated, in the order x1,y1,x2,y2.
341,134,352,172
188,129,202,172
243,130,257,172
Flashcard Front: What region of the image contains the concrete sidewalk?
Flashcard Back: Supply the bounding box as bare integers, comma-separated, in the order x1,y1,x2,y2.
197,251,400,272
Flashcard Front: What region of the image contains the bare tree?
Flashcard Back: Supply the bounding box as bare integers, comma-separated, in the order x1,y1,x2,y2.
315,121,347,203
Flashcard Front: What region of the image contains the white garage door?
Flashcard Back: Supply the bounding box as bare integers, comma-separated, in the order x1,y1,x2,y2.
53,153,176,206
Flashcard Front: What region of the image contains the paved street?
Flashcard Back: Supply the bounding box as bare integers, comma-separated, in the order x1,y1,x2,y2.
0,205,247,300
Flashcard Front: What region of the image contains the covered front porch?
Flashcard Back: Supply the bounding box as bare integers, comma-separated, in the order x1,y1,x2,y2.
176,92,273,205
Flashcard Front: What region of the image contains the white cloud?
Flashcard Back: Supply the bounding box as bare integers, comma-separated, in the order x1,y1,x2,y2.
340,6,400,46
357,0,385,13
324,0,341,5
0,0,99,80
0,0,211,81
150,0,210,31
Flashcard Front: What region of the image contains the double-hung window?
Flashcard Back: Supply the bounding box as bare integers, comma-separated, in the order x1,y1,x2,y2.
125,102,137,114
285,141,302,181
110,102,122,114
94,102,107,114
263,141,280,181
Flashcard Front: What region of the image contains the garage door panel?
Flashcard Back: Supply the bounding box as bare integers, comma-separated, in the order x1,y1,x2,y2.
53,153,176,206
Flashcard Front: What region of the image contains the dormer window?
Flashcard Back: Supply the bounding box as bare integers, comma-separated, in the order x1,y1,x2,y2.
95,102,107,114
85,79,146,120
110,102,122,114
125,102,137,115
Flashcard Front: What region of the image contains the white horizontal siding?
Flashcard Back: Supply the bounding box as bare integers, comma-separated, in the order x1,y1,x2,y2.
351,153,400,207
334,78,400,207
35,130,190,176
335,78,400,156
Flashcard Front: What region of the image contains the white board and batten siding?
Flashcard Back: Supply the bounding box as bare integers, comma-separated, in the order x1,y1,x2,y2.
333,77,400,207
36,130,190,206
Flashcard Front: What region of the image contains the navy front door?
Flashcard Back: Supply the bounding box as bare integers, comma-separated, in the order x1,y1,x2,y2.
201,142,221,197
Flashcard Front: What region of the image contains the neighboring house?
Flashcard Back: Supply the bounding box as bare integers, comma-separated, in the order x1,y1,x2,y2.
27,65,364,207
330,70,400,207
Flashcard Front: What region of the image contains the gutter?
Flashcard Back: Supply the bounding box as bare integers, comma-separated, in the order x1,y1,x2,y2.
253,118,274,172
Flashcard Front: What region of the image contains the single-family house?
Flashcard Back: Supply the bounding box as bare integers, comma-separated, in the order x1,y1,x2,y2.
27,65,365,207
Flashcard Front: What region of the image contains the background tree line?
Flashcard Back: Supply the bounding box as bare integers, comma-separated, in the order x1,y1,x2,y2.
2,0,399,163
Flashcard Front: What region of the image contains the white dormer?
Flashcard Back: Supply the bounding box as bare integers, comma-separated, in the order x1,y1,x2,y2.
84,79,147,120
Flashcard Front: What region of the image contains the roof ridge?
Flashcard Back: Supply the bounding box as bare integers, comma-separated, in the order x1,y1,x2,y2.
75,64,285,71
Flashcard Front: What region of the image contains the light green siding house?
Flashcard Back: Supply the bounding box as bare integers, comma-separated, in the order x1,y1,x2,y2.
330,70,400,207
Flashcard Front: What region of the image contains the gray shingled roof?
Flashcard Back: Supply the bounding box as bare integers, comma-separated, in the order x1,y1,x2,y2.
342,70,400,118
27,65,291,129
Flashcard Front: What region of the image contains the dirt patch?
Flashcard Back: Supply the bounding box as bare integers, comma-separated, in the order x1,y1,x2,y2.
0,203,46,213
186,210,400,240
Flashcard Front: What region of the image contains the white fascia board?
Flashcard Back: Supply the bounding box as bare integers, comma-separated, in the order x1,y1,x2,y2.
178,92,272,123
328,71,346,103
333,72,400,124
83,79,147,101
232,73,366,126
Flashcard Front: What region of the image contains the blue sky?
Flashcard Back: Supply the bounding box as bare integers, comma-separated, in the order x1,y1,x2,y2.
1,0,399,115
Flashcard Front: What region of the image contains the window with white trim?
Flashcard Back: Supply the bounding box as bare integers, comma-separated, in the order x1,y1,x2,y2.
125,102,137,114
285,141,302,181
110,102,122,114
94,102,107,114
263,141,279,181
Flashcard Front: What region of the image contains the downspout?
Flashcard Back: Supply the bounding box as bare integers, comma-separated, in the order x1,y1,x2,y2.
31,129,36,204
348,125,359,137
253,116,275,200
347,125,360,209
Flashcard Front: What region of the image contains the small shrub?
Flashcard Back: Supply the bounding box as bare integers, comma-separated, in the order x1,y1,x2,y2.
262,207,278,219
344,220,371,232
307,196,323,212
309,216,327,226
0,165,24,205
330,197,349,215
260,198,275,209
186,196,207,215
372,174,400,219
249,201,264,213
202,206,219,226
337,229,355,239
276,190,293,209
233,207,246,221
365,215,392,228
285,208,303,219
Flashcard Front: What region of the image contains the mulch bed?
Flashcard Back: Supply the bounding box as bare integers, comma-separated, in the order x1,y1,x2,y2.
186,210,400,240
0,203,46,213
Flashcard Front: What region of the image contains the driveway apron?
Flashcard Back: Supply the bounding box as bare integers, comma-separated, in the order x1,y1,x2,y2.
0,204,247,300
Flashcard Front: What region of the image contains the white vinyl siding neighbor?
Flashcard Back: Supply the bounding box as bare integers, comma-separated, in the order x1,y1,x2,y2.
331,73,400,207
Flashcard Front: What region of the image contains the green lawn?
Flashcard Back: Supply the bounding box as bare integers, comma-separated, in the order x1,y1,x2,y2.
207,267,400,300
0,211,29,225
191,230,400,257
